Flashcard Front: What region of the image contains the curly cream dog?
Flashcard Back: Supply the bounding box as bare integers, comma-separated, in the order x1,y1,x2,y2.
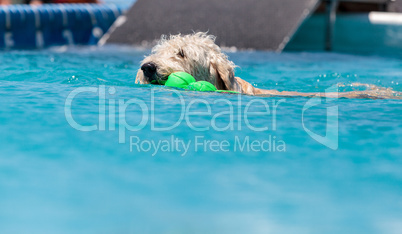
136,32,399,99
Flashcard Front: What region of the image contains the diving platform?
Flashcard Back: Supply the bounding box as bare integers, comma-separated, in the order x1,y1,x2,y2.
103,0,321,51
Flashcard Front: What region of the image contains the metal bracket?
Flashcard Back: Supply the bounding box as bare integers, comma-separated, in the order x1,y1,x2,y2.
325,0,339,51
324,0,394,51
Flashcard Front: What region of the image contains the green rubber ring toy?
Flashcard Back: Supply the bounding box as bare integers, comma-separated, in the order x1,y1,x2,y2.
187,81,217,92
164,72,240,94
165,72,196,89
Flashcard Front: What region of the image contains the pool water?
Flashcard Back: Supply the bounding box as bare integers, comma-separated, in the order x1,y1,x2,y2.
0,46,401,233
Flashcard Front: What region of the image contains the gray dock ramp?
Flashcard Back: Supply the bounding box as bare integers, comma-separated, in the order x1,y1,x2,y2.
104,0,321,51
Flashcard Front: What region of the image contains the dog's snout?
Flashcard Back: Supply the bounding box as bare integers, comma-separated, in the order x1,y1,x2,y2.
141,62,157,77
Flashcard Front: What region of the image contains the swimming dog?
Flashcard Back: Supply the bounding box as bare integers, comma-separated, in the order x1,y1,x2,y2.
136,32,399,99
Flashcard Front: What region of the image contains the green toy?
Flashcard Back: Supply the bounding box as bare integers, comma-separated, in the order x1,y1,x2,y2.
187,81,217,92
165,72,196,89
162,72,240,94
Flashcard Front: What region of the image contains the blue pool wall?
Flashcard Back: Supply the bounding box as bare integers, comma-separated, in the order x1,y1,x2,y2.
0,4,124,49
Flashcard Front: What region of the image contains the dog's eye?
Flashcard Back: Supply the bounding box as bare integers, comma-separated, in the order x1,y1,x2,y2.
178,49,185,58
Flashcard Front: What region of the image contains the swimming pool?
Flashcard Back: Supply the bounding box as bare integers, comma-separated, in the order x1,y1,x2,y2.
0,46,401,233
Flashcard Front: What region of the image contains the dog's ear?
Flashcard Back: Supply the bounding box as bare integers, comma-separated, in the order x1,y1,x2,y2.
210,58,239,91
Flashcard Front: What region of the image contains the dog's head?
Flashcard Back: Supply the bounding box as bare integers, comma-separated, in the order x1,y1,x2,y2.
136,32,240,91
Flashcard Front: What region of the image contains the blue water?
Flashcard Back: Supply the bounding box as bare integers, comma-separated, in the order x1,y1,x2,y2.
0,46,401,233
